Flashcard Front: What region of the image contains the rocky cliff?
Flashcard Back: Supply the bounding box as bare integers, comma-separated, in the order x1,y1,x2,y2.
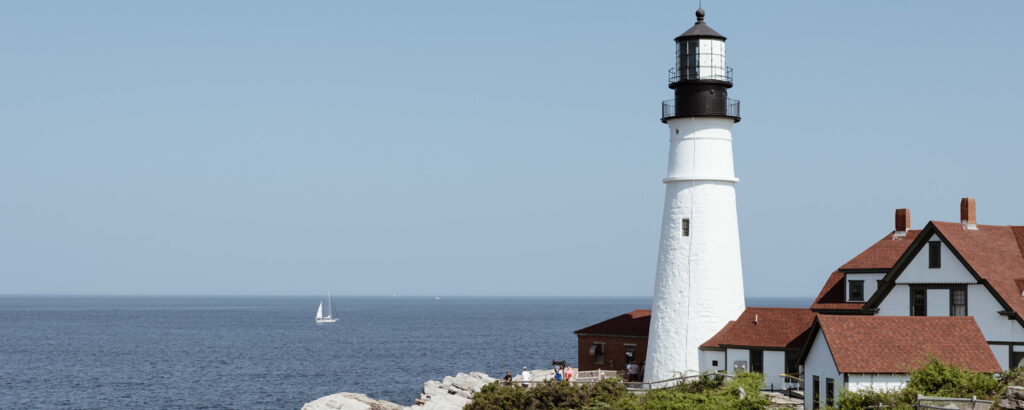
302,372,497,410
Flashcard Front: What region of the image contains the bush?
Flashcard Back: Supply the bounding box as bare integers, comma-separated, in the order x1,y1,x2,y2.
830,358,1004,410
1001,366,1024,387
467,372,770,410
465,378,633,410
832,389,913,410
903,358,1003,400
642,371,769,410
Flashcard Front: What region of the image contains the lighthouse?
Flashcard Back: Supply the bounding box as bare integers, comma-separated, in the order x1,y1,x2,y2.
644,9,745,382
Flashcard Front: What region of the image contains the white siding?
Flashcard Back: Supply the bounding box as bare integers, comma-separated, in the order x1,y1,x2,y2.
927,288,950,316
763,350,787,390
804,329,842,409
846,273,885,302
992,344,1010,370
847,374,910,392
896,234,976,284
698,349,726,373
727,348,749,373
969,284,1024,343
878,284,911,315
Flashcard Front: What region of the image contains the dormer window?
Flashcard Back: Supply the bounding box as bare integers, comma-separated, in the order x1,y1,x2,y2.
848,280,864,302
928,241,941,268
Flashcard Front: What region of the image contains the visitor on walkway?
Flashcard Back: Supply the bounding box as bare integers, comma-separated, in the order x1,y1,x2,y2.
564,365,574,384
521,367,531,388
626,361,639,382
503,371,512,385
554,365,562,382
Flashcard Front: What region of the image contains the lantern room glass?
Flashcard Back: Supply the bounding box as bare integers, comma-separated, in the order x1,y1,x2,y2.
676,38,727,82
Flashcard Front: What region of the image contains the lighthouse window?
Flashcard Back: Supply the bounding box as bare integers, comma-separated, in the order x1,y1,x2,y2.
682,219,690,237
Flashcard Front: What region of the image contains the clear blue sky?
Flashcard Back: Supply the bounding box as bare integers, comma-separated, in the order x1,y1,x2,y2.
2,1,1022,297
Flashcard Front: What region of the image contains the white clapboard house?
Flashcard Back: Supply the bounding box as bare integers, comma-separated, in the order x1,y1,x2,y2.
700,198,1019,408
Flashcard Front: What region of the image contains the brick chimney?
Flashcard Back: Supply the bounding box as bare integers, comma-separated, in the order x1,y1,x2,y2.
961,197,978,230
895,208,910,236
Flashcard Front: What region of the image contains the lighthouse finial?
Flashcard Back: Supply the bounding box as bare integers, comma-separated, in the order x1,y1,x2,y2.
696,8,705,23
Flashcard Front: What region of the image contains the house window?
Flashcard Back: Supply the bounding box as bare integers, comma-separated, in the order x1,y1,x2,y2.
590,343,605,365
750,349,763,373
1012,351,1024,369
911,287,927,316
682,219,690,237
785,351,799,375
812,376,820,409
625,344,636,364
712,360,719,367
849,280,864,302
826,378,835,406
950,287,967,316
929,241,942,268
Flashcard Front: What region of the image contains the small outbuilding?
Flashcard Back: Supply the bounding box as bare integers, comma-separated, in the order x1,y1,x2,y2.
799,315,1001,409
574,309,650,371
699,307,816,390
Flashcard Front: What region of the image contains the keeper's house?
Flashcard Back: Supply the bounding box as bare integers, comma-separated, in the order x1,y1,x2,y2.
573,309,650,371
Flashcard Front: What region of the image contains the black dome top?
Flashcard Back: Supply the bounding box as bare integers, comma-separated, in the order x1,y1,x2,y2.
675,9,725,40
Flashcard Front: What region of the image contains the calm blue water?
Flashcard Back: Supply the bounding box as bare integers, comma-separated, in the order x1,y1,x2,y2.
0,296,810,409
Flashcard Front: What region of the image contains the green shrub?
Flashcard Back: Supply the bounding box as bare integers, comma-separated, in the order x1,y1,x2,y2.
829,358,1003,410
1001,366,1024,387
903,358,1003,400
467,372,770,410
831,389,913,410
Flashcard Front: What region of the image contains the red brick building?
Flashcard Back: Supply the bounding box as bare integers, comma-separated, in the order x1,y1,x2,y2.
573,309,650,371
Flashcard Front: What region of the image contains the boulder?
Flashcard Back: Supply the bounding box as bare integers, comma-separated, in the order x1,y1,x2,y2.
301,392,403,410
303,371,500,410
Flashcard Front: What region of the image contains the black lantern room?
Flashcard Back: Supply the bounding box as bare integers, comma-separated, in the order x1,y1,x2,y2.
661,9,740,123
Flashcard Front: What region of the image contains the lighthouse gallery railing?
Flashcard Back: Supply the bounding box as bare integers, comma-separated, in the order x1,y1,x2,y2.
661,98,740,121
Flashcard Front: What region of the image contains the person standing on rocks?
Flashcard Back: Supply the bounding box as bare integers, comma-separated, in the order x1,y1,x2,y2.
503,371,512,385
564,365,574,384
521,367,531,388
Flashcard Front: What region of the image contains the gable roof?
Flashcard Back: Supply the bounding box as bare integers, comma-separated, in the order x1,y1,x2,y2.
813,231,920,312
574,309,651,337
931,222,1024,318
840,230,920,271
863,222,1024,322
810,315,1000,374
811,271,865,311
700,307,816,350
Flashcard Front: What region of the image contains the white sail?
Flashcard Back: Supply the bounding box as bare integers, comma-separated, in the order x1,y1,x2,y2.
326,293,338,319
315,301,324,320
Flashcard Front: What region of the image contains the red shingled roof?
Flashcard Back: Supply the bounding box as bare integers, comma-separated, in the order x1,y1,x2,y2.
574,309,651,337
812,232,919,311
932,222,1024,319
816,315,1000,373
840,230,920,271
701,307,816,349
811,271,865,311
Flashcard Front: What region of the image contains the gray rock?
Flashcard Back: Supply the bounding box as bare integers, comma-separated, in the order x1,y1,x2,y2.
301,392,403,410
304,371,499,410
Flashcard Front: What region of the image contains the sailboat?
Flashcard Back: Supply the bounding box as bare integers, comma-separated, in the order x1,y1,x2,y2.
315,292,339,323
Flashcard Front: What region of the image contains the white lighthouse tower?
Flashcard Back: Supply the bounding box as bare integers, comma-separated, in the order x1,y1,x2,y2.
644,9,745,382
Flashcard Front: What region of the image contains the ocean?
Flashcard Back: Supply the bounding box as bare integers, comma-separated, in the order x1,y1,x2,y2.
0,296,811,409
